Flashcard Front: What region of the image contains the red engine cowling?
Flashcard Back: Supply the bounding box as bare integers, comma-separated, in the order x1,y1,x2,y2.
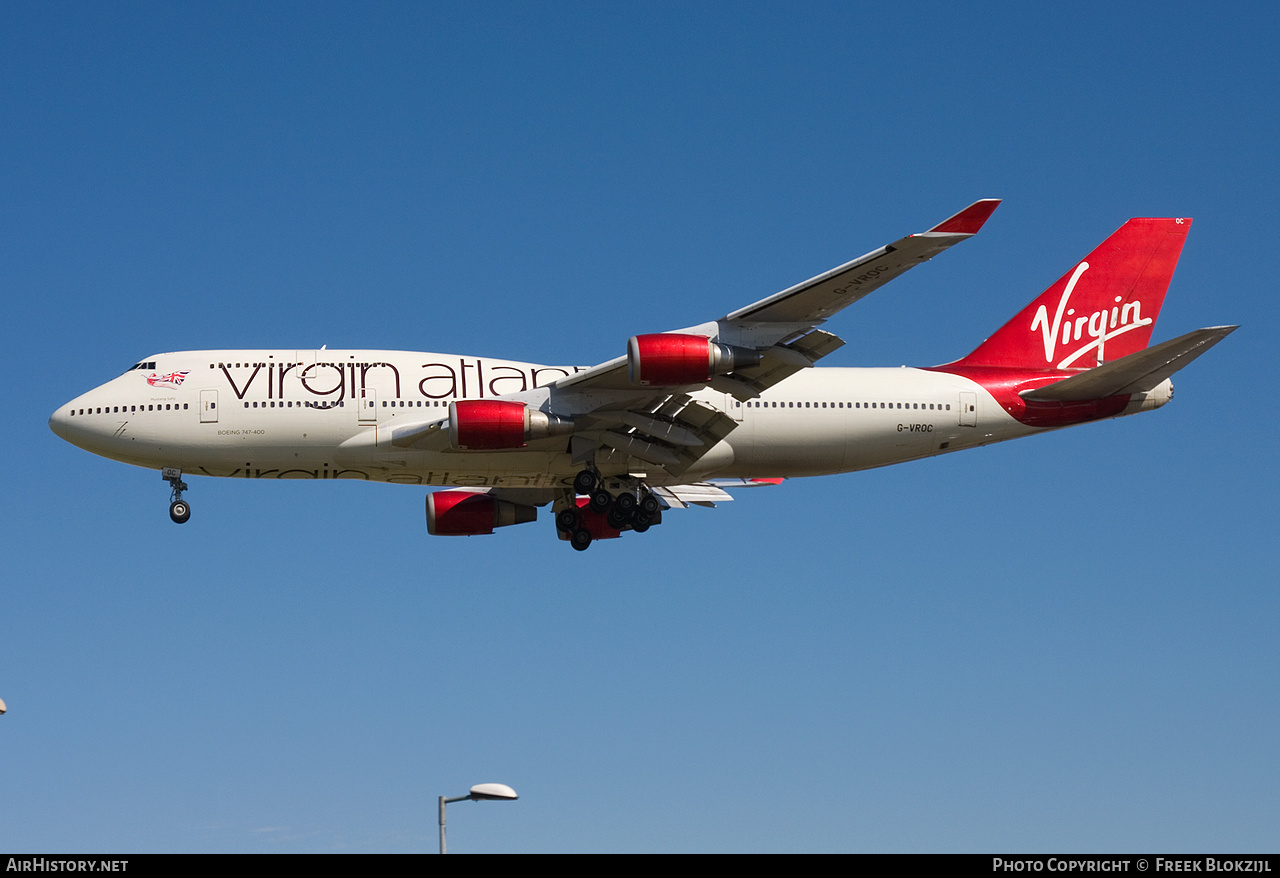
556,497,621,542
448,400,572,450
626,334,760,386
426,490,537,536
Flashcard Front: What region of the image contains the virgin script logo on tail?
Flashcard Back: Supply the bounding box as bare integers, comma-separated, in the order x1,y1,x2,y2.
146,371,190,388
1029,262,1153,368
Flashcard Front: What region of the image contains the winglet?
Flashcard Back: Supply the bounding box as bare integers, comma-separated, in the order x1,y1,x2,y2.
928,199,1001,235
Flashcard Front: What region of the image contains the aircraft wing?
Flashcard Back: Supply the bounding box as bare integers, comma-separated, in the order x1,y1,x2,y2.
440,477,784,511
554,198,1000,396
720,198,1002,328
392,202,1000,479
542,200,1000,475
379,393,740,475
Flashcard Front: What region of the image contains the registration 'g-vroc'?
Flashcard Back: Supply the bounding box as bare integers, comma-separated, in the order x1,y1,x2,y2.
50,202,1236,550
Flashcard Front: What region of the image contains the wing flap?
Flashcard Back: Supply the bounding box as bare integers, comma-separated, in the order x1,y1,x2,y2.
570,395,738,476
591,429,683,466
651,483,734,508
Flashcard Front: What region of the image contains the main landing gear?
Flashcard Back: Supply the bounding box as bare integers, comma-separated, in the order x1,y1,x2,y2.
556,469,663,551
162,467,190,524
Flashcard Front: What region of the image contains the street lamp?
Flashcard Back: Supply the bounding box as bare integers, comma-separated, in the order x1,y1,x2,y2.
438,783,518,853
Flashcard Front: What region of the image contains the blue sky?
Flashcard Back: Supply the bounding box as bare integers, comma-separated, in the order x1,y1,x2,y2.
4,2,1277,852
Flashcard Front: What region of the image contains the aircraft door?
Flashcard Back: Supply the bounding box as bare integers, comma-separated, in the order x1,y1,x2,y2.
959,391,977,427
723,392,745,423
200,389,219,423
359,387,378,424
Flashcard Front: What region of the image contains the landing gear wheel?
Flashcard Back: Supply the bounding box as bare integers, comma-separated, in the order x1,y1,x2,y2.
615,492,637,514
632,519,650,533
640,494,661,516
556,508,581,533
162,468,190,525
589,488,612,513
570,529,593,551
607,507,631,530
573,470,597,495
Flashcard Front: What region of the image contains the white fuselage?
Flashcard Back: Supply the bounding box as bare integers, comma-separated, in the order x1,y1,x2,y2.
48,349,1163,490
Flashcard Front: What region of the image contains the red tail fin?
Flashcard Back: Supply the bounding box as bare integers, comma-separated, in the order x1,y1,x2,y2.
957,218,1191,369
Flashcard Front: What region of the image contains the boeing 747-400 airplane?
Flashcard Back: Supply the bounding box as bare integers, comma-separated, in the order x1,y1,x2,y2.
49,201,1235,549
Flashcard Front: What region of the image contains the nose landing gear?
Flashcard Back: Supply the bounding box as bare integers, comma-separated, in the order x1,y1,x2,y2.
162,467,190,524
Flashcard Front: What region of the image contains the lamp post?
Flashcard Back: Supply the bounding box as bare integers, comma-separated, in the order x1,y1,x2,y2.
438,783,518,854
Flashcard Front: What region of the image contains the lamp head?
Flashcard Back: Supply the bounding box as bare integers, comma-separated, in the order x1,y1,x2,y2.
468,783,517,801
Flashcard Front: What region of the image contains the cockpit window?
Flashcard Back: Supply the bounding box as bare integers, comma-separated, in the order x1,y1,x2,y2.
125,361,158,373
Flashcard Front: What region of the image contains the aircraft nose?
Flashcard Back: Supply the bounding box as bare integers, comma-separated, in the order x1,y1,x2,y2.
49,404,70,440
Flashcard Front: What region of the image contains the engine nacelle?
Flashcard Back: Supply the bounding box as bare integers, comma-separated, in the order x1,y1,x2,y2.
626,333,760,386
448,400,573,450
426,490,538,536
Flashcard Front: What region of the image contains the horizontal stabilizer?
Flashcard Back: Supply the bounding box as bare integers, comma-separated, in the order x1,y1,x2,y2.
1020,326,1237,402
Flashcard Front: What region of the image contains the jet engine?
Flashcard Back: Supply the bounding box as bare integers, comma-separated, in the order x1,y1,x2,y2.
626,333,760,386
426,490,538,536
448,400,573,450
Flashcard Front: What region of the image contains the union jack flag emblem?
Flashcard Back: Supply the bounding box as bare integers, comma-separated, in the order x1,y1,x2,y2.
146,371,190,388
